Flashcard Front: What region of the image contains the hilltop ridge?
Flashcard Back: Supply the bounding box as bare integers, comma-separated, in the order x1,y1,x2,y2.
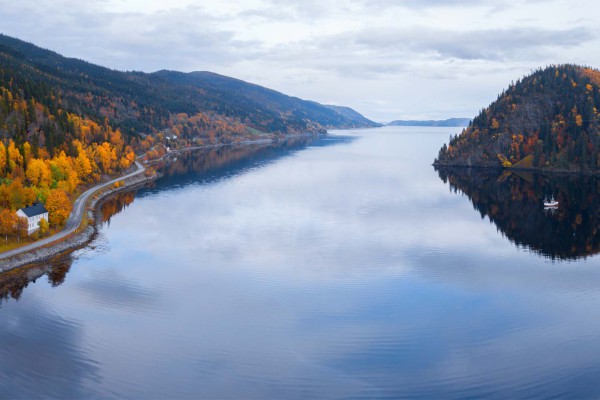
0,33,377,141
435,65,600,172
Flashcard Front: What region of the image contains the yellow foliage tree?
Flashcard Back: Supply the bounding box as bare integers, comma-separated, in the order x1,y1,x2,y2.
23,187,36,207
46,189,72,227
49,151,79,192
95,142,117,174
110,129,124,153
26,158,52,188
23,142,32,164
0,142,5,174
73,140,94,182
119,147,135,170
7,140,23,171
39,217,49,236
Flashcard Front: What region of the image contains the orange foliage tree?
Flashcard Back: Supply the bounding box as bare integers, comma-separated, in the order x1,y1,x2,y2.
46,189,72,227
0,208,17,242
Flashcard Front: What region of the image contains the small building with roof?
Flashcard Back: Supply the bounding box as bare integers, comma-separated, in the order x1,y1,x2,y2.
16,203,49,235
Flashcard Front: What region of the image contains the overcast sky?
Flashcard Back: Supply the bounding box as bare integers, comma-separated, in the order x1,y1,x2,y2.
1,0,599,122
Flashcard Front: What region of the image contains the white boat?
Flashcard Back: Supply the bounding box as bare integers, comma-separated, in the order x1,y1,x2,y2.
544,195,559,208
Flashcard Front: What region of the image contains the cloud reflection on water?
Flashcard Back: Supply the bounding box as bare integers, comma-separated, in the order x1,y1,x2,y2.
3,127,600,398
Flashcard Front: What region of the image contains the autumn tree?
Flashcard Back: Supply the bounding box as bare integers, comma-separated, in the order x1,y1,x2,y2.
8,179,26,210
94,142,117,175
49,151,79,192
26,158,52,188
7,140,23,173
119,146,135,170
23,187,36,207
0,142,6,174
39,217,49,237
73,140,94,182
16,216,28,243
0,185,9,209
110,129,124,154
23,142,32,164
0,208,17,242
45,189,72,227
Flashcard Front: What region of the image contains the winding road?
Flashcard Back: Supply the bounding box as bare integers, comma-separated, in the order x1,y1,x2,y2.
0,161,146,261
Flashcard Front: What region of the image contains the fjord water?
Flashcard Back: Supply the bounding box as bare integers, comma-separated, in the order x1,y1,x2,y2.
3,127,600,398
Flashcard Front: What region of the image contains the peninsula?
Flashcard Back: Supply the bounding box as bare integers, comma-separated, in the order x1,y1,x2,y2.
434,65,600,173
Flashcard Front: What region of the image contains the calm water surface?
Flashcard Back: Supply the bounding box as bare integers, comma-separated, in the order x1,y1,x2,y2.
2,126,600,398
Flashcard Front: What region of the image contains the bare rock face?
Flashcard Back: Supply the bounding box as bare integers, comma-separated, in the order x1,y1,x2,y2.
435,65,600,173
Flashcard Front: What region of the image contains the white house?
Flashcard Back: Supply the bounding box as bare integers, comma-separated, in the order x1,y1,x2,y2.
16,203,49,235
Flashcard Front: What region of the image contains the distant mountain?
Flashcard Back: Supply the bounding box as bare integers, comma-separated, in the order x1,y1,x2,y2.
0,33,378,142
435,65,600,172
387,118,471,127
324,105,382,128
153,71,380,133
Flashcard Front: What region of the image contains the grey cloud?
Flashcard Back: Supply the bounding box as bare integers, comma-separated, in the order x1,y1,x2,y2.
246,25,594,83
0,1,594,72
260,0,346,19
0,1,256,71
372,0,553,12
261,0,525,15
99,10,251,68
236,7,298,21
0,0,598,121
337,26,595,61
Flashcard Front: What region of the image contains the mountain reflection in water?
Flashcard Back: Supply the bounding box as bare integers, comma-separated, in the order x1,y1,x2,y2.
147,134,333,194
436,166,600,260
102,134,332,221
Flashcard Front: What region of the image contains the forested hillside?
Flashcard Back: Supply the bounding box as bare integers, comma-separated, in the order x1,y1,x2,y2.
154,71,380,133
435,65,600,172
324,105,382,128
0,33,376,242
0,34,376,139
